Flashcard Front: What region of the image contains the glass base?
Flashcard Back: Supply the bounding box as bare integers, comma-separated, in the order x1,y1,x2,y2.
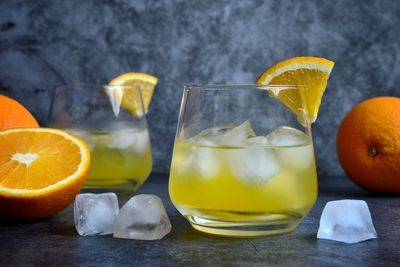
186,212,302,237
83,179,141,195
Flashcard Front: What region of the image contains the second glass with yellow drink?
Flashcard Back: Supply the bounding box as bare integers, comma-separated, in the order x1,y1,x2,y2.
49,84,152,194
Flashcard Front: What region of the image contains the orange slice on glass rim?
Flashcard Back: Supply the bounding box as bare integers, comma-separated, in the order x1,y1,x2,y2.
256,57,334,123
108,72,158,116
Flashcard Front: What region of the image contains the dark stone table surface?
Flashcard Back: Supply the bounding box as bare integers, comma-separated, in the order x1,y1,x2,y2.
1,174,399,266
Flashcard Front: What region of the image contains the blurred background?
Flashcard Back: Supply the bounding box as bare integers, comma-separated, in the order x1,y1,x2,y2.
0,0,399,179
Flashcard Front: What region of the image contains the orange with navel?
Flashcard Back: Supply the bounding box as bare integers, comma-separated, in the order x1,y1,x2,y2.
337,97,400,193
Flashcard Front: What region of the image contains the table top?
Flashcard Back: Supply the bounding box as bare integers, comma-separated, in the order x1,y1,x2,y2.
1,174,399,267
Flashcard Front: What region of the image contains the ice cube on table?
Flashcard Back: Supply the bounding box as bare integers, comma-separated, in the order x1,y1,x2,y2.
229,147,280,185
113,194,172,240
267,126,313,170
74,193,119,236
317,200,378,244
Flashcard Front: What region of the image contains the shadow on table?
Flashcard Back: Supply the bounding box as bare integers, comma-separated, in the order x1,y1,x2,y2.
0,217,50,225
0,217,76,237
46,225,76,236
168,214,305,243
167,215,242,242
318,176,399,199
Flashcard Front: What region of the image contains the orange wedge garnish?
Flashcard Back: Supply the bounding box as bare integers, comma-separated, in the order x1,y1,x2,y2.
257,57,334,123
109,72,158,115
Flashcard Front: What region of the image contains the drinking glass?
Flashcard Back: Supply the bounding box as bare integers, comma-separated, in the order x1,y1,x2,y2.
48,84,152,194
169,84,318,237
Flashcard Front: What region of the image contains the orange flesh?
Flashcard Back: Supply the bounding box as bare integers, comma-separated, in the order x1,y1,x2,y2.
0,131,82,190
268,69,329,122
109,73,158,114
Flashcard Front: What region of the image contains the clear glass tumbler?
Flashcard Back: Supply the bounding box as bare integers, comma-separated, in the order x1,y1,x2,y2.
48,84,152,194
169,84,318,237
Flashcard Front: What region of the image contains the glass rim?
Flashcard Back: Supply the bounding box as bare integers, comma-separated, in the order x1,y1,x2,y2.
55,83,140,91
184,84,304,91
49,83,146,122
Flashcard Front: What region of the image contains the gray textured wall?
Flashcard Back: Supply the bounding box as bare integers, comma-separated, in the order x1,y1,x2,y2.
1,0,399,177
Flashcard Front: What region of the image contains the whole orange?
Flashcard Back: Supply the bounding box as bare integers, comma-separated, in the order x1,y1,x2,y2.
0,94,39,130
337,97,400,193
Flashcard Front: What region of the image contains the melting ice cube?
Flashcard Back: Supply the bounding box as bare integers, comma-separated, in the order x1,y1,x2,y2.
267,126,313,170
182,122,254,178
74,193,119,236
317,200,378,244
179,146,220,178
228,147,280,185
108,129,149,153
244,136,269,146
221,120,256,146
189,120,256,146
189,124,235,145
113,194,172,240
267,126,310,146
67,129,98,151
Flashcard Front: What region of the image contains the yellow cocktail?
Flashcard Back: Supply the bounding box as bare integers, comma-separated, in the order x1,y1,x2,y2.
70,127,152,191
169,123,317,236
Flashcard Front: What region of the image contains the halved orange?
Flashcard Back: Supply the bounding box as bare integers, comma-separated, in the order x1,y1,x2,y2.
256,57,334,123
108,72,158,116
0,128,90,220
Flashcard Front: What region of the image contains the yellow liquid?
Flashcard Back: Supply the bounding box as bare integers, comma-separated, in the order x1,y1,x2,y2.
69,128,152,191
169,141,317,223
